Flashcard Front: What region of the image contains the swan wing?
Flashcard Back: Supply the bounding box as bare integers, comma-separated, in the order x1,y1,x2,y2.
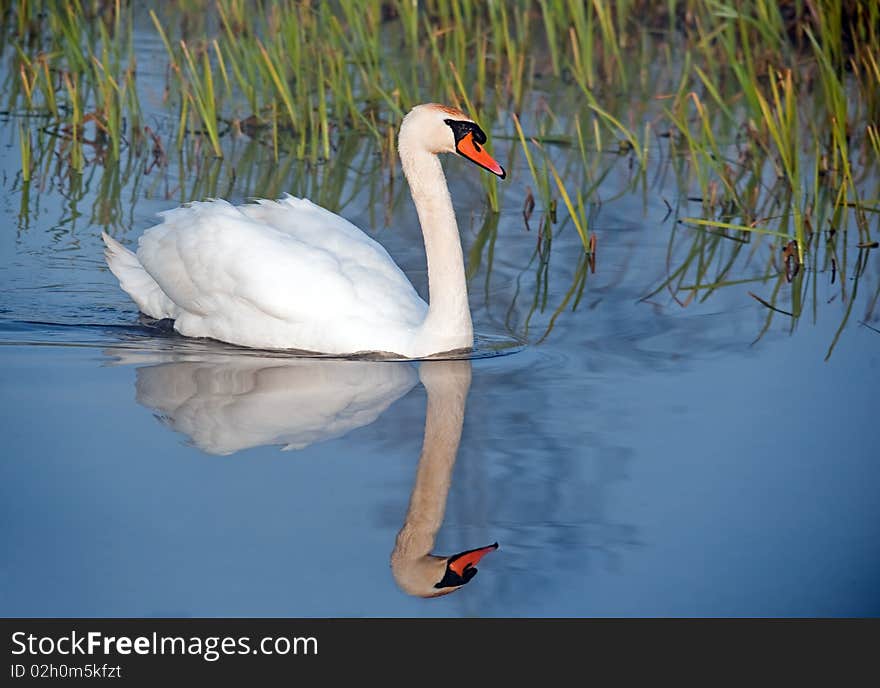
134,199,427,351
240,195,425,321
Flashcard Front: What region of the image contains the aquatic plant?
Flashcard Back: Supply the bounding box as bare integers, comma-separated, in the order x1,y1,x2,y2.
2,0,877,350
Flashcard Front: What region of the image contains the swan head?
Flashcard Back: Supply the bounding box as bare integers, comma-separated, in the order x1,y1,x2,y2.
392,542,499,598
400,103,505,179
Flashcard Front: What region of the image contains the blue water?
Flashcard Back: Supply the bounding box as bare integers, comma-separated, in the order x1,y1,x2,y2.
2,225,878,616
1,22,879,616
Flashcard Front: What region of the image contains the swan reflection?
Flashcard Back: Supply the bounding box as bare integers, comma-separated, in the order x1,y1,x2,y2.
129,354,418,455
118,350,497,596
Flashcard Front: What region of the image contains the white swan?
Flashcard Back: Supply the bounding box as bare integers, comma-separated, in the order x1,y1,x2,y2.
102,103,505,358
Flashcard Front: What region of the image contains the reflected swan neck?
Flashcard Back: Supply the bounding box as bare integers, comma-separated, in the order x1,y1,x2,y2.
391,362,472,593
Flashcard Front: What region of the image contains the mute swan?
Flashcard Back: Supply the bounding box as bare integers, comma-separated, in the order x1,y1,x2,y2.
102,103,506,358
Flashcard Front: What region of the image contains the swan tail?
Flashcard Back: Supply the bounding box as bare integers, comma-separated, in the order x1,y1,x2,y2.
102,232,176,320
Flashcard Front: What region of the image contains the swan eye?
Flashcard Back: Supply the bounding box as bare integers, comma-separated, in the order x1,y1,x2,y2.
444,118,487,145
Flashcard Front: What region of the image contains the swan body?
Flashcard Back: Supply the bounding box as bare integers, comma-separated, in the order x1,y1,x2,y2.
104,197,427,354
103,104,505,358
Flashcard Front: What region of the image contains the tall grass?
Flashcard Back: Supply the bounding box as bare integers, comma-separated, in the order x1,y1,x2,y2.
2,0,877,341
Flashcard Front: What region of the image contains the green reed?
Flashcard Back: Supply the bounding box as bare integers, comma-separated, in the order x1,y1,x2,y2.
4,0,140,175
2,0,878,348
8,2,876,227
17,119,31,182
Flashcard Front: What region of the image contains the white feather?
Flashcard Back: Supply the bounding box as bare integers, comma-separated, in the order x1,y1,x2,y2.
106,196,427,354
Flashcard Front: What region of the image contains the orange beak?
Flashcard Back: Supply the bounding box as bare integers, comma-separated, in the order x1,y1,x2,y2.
456,132,506,178
447,542,499,577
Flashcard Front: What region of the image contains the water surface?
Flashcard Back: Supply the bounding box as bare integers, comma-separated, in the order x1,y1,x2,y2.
1,14,879,618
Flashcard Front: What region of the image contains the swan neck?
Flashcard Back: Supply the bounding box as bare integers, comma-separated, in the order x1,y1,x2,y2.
399,142,473,349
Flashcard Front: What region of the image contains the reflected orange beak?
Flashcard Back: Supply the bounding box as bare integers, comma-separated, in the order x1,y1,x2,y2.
448,542,499,577
456,132,506,178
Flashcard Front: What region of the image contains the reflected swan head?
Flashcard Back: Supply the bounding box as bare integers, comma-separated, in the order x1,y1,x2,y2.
393,542,498,598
